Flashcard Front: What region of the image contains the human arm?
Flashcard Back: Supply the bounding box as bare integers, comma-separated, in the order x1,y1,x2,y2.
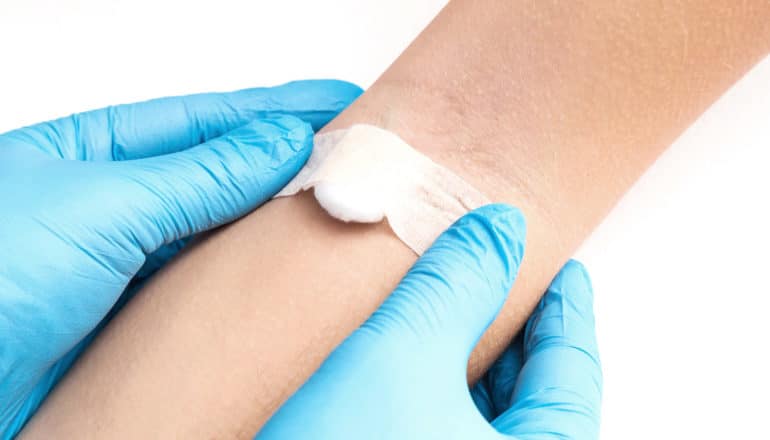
20,0,770,438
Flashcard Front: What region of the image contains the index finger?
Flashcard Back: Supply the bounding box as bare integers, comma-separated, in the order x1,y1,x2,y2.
1,79,362,160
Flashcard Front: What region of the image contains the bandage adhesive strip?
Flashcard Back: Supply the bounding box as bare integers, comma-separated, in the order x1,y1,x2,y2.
274,124,491,255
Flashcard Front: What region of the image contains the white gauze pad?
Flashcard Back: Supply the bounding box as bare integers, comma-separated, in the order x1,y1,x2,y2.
274,124,491,255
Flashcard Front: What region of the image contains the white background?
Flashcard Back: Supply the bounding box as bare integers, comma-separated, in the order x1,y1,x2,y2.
1,1,768,438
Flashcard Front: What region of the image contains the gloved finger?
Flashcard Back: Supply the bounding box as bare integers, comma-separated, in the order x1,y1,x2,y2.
0,79,361,160
361,204,526,361
132,237,193,282
472,332,526,422
492,260,602,439
470,379,496,422
471,333,525,422
104,115,312,253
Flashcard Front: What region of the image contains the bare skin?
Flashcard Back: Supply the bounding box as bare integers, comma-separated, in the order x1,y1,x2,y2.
21,0,770,438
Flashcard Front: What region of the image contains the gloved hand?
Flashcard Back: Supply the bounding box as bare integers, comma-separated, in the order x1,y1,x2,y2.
257,205,602,439
0,80,362,437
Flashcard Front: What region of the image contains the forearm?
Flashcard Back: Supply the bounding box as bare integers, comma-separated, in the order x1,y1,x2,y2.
324,0,770,372
330,0,770,240
22,0,770,438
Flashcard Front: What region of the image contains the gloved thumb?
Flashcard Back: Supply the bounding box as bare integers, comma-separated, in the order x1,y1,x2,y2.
105,115,312,254
363,204,526,360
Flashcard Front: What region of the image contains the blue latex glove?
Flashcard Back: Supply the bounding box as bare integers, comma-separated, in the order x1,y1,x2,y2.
257,205,602,439
0,80,362,438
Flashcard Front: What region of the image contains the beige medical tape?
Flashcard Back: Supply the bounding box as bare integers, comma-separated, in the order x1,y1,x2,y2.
274,124,491,255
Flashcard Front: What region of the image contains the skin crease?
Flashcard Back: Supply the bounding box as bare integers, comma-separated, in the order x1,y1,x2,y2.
21,0,770,438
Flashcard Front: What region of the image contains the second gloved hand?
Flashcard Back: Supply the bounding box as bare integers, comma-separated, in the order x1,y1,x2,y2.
257,205,602,439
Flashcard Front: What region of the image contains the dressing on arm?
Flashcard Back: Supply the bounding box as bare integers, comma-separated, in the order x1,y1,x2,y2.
275,124,491,255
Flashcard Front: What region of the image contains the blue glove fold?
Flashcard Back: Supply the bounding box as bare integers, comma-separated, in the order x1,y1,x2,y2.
0,80,362,437
471,260,602,438
257,204,602,439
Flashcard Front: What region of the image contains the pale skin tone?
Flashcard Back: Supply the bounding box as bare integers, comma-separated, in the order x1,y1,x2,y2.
22,0,770,438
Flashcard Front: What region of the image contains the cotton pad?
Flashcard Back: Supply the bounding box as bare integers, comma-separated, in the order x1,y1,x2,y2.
274,124,490,255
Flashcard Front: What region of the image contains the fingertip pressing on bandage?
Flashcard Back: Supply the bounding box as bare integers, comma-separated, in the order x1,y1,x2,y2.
274,124,491,255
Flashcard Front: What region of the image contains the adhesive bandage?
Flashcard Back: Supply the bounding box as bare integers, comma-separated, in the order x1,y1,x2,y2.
274,124,490,255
